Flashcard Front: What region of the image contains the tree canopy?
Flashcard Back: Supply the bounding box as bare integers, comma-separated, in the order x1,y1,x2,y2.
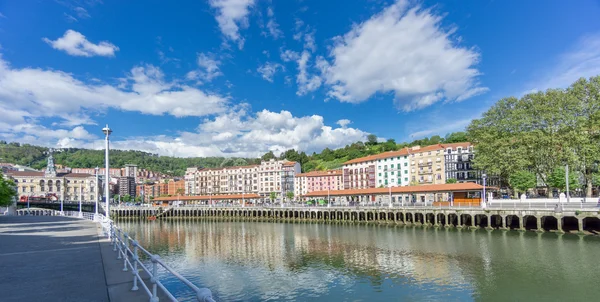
508,171,537,194
467,76,600,196
0,172,17,207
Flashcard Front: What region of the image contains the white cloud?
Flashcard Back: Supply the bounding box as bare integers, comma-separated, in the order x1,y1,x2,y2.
43,30,119,57
296,51,322,95
0,109,368,158
526,33,600,92
408,118,471,139
0,54,229,126
336,119,351,128
257,62,283,82
209,0,255,49
64,13,78,23
74,7,90,19
186,53,223,83
264,7,283,39
320,0,486,111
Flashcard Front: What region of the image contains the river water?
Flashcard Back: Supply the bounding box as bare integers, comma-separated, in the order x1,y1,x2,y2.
119,220,600,302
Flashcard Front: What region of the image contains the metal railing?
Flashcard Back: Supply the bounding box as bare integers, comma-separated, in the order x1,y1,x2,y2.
14,209,216,302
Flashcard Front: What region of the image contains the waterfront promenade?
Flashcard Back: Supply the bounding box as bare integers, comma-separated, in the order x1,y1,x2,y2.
0,216,161,302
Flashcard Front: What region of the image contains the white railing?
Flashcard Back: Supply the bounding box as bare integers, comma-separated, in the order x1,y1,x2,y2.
16,209,216,302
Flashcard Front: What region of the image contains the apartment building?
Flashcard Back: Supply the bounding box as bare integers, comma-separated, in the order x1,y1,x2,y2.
259,159,300,199
443,142,480,183
294,170,343,199
408,144,446,186
118,176,136,197
342,148,412,190
183,159,300,201
136,182,168,200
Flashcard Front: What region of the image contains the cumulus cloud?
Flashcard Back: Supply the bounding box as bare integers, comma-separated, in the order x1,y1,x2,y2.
0,109,368,158
43,30,119,57
336,119,351,128
257,62,283,82
186,53,223,83
209,0,255,49
74,7,90,19
0,54,229,126
319,0,487,111
296,51,322,95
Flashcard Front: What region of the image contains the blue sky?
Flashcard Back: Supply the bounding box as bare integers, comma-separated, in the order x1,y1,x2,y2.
0,0,599,158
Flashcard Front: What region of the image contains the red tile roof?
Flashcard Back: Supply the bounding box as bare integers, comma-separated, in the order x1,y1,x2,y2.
154,193,261,201
441,142,472,150
283,161,297,166
342,143,461,165
302,182,488,197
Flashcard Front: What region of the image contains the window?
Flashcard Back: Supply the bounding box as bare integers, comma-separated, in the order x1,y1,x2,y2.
428,151,431,155
405,177,408,181
404,162,408,166
378,173,381,176
391,172,394,175
405,170,408,174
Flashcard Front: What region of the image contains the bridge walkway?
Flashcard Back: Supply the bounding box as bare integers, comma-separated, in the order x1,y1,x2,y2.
0,216,166,302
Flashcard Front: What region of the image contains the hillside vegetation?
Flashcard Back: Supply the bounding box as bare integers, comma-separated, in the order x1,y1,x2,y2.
0,132,467,176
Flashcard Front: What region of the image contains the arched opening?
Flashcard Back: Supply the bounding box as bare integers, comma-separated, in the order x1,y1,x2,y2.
523,215,537,230
437,213,446,225
461,214,473,227
506,215,520,229
39,180,45,192
490,215,502,228
541,216,558,231
475,214,489,228
447,214,458,226
405,213,413,223
562,217,579,232
583,217,600,233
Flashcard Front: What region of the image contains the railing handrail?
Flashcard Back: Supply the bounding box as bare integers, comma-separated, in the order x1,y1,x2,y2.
16,209,215,302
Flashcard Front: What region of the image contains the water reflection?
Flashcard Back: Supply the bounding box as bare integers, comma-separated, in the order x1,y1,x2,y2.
119,220,600,302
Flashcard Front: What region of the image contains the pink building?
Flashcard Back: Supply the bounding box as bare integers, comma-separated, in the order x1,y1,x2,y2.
294,170,343,199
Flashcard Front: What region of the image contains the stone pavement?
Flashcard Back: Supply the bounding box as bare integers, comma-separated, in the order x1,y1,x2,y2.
0,216,166,302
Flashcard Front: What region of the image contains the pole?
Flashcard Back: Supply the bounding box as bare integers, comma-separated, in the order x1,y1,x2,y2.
482,174,487,206
103,125,112,220
565,164,570,203
388,185,392,208
95,167,99,218
242,191,245,207
79,183,82,217
327,187,331,208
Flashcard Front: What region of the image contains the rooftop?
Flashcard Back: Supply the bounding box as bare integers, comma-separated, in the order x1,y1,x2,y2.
296,170,343,177
154,193,261,201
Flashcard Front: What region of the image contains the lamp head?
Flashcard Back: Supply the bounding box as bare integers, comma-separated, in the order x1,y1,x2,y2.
102,124,112,136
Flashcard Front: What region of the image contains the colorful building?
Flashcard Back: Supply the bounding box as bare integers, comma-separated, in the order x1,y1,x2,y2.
294,169,343,199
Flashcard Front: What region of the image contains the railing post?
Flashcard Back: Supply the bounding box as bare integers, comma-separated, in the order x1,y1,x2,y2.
114,228,120,253
131,241,139,291
122,233,129,271
150,255,160,302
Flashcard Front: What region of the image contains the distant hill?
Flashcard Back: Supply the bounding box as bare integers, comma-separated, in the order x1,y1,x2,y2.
0,132,467,176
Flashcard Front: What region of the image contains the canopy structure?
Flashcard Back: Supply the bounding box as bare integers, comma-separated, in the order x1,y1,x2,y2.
302,183,495,204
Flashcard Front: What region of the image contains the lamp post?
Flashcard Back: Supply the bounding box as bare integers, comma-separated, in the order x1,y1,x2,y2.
565,164,570,203
78,183,82,217
103,125,112,220
388,185,393,209
95,167,99,219
482,173,487,206
327,186,331,208
242,191,245,207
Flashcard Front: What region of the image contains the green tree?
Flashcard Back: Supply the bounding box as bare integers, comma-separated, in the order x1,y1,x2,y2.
444,132,468,143
446,178,457,184
261,151,276,161
286,191,294,201
508,171,537,195
547,167,580,191
367,134,378,145
0,172,17,207
113,194,119,202
269,191,277,201
134,196,142,202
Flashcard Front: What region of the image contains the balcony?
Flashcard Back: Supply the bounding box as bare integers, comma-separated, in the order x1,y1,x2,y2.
420,169,433,174
418,162,432,167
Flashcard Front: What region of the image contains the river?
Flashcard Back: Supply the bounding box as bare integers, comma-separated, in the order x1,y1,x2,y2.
119,220,600,301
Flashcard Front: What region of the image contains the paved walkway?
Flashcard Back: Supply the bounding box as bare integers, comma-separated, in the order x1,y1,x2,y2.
0,216,164,302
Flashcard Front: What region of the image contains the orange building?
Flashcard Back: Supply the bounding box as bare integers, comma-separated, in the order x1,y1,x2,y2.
167,180,185,196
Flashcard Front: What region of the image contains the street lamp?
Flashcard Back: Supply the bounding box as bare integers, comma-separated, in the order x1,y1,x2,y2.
78,182,83,217
482,173,487,206
95,167,99,219
565,164,570,203
103,124,112,220
327,186,331,208
388,185,393,209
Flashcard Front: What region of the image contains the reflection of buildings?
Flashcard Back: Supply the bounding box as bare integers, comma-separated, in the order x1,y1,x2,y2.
120,221,467,288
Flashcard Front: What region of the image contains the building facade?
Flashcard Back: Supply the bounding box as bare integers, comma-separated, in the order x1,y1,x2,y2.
341,159,376,190
443,143,480,183
118,177,136,197
183,159,300,201
167,179,185,196
8,153,99,202
294,170,343,198
408,144,446,186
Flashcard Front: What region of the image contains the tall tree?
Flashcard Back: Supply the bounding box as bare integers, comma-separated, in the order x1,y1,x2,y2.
547,167,580,192
366,134,378,145
567,76,600,197
0,172,16,207
261,151,276,161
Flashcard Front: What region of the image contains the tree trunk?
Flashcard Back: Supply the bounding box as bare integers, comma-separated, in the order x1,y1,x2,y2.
586,175,593,197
